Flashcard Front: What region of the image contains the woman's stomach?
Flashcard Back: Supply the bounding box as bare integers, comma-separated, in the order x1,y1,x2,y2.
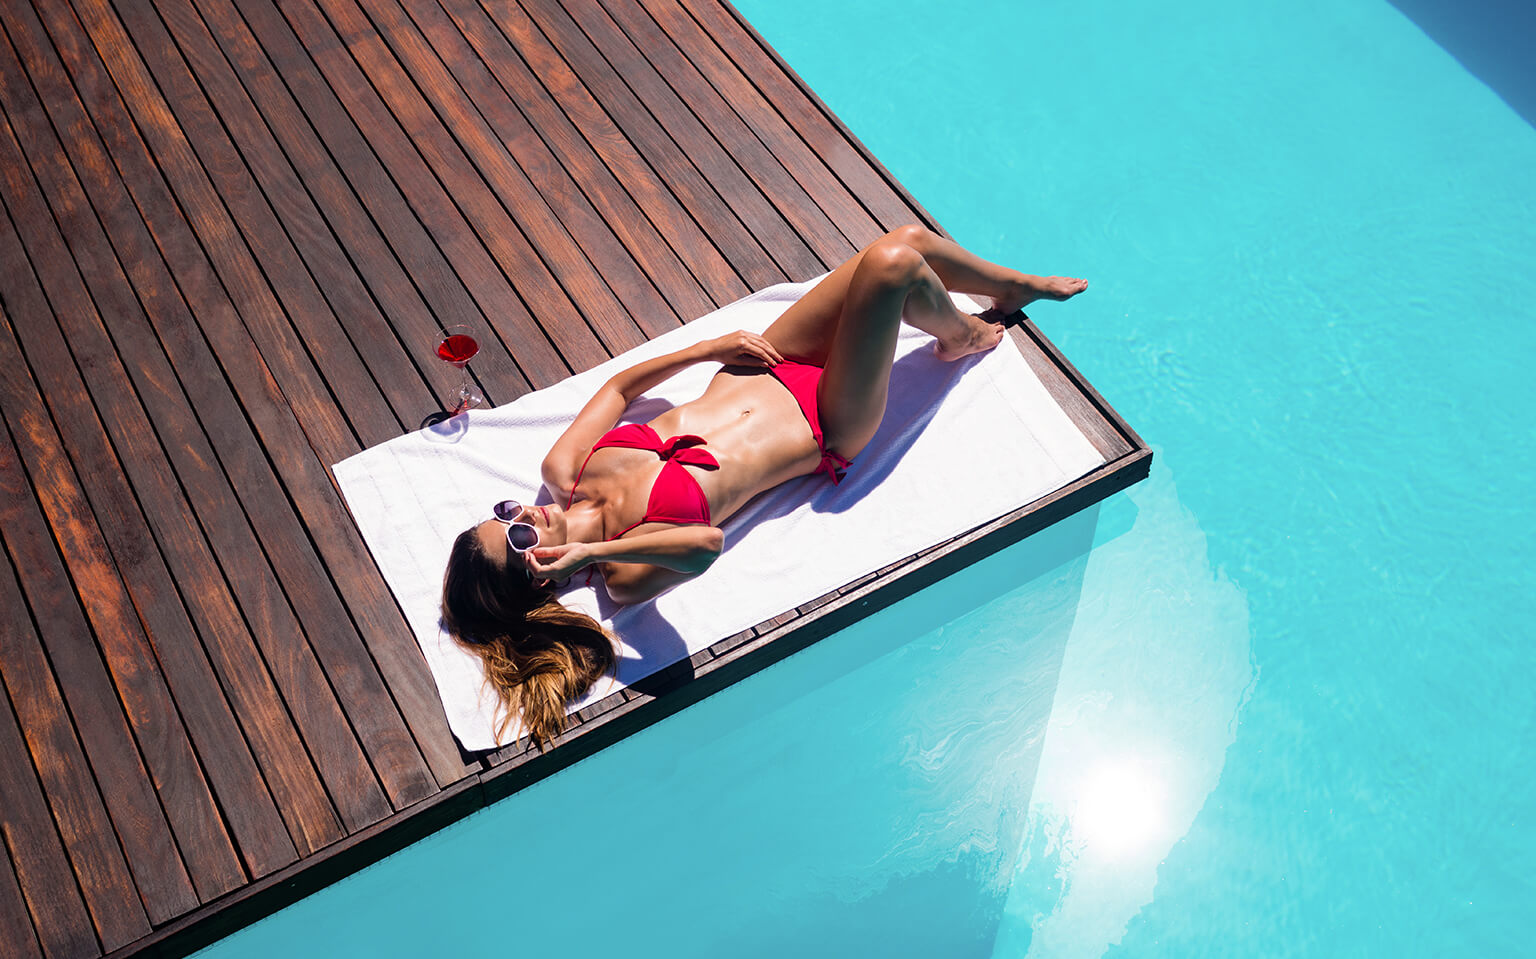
656,367,823,519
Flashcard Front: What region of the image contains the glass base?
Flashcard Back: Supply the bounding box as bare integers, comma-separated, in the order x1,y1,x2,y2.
450,383,484,414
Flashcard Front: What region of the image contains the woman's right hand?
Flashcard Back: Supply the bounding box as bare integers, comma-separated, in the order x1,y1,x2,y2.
700,330,783,368
526,542,594,583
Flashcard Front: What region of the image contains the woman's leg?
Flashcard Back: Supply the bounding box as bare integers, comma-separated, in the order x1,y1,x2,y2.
762,225,1086,363
762,225,1085,458
889,224,1089,311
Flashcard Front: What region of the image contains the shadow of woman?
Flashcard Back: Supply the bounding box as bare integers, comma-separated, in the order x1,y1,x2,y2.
589,581,695,697
813,345,980,513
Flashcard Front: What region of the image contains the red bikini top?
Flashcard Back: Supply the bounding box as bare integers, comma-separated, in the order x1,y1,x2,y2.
567,423,718,540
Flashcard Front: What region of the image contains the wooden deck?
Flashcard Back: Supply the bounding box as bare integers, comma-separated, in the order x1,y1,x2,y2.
0,1,1149,956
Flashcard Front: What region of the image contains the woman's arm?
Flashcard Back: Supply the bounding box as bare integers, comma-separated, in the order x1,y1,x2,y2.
526,526,725,605
541,332,783,500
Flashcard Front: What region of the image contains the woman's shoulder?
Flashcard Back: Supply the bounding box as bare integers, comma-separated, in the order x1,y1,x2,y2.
541,449,582,505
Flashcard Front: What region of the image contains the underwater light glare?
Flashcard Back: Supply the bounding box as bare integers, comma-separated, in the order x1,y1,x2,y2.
1072,759,1170,858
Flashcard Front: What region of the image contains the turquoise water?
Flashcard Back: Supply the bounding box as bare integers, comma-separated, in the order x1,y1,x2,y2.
202,0,1534,955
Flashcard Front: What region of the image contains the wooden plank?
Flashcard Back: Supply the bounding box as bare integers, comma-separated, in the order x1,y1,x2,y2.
796,589,840,615
376,0,686,341
0,834,43,959
52,0,356,467
254,0,588,388
521,0,824,282
0,835,42,959
69,0,440,817
0,52,376,857
0,5,338,870
101,778,486,959
343,0,662,352
695,0,930,233
436,0,750,309
141,0,440,424
185,0,522,407
84,0,401,445
225,0,534,402
197,0,474,791
26,0,465,819
1013,317,1146,453
597,0,863,260
634,0,885,247
711,627,757,657
1007,322,1134,459
111,1,455,810
0,144,224,926
288,0,625,368
0,364,153,951
397,0,716,328
131,0,517,791
0,579,94,959
481,0,784,293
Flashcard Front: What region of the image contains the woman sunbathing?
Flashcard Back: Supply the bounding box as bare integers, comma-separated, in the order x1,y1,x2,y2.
441,225,1086,746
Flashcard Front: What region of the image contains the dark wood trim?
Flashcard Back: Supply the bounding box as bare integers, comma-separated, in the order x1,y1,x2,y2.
0,831,45,959
0,546,102,959
1014,316,1148,453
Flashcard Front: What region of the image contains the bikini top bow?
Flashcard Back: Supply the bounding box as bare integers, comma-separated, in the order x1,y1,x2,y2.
651,432,719,469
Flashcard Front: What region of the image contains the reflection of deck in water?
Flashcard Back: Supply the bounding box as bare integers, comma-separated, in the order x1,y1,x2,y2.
0,1,1147,955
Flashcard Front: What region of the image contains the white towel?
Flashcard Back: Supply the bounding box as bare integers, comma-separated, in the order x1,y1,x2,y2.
333,279,1104,750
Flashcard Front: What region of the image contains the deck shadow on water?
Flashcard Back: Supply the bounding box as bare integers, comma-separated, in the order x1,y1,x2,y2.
642,505,1105,958
584,506,1104,958
662,498,1103,755
1389,0,1536,126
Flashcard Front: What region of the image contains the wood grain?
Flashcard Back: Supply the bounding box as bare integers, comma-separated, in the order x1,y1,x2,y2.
0,560,97,959
0,329,155,951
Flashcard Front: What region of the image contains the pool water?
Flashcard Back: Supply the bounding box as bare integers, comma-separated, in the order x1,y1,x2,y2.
201,0,1535,955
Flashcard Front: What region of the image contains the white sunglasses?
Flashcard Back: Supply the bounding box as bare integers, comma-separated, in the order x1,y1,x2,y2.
491,499,539,553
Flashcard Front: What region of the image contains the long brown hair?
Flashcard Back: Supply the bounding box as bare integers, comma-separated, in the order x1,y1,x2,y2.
440,527,615,750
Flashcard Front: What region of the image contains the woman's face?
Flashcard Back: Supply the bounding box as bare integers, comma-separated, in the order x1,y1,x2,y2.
473,503,568,571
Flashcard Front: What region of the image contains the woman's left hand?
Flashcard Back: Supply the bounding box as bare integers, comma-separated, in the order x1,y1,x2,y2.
701,330,783,368
526,542,594,582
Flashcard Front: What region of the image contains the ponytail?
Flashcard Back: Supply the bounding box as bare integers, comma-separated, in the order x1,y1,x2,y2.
442,528,615,750
506,603,614,748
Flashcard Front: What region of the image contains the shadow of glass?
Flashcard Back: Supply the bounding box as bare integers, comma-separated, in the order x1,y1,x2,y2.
417,409,469,443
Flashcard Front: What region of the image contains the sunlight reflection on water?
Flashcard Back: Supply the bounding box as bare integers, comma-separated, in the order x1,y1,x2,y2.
994,456,1255,957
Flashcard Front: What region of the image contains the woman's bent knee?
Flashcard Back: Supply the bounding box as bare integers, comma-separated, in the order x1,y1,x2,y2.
858,238,926,289
885,223,934,251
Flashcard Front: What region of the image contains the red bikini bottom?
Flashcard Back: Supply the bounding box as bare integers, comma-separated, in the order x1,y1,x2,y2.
768,360,851,484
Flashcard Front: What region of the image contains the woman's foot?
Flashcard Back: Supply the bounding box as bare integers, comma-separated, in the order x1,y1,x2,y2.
991,274,1089,313
933,309,1006,361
